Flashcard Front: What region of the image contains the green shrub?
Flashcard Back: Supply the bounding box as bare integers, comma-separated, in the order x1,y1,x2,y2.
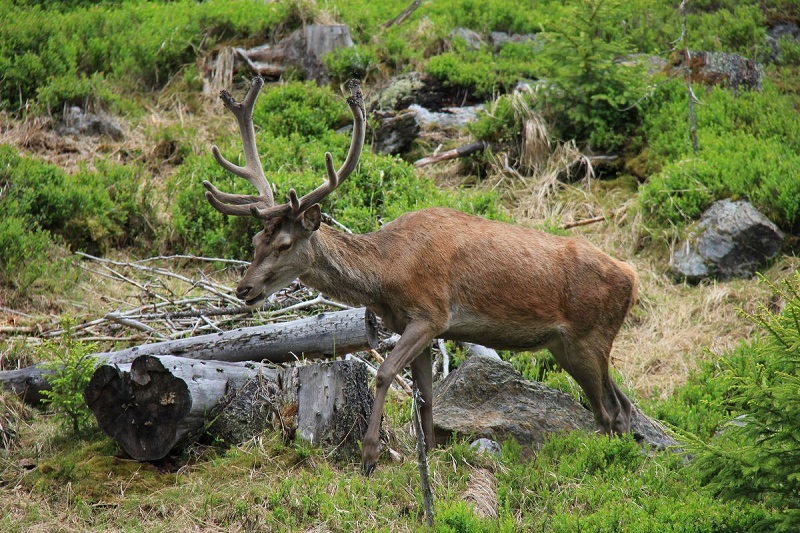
252,81,348,139
531,0,648,152
0,0,294,111
0,215,60,294
639,80,800,229
41,320,98,434
324,46,379,84
426,40,539,99
497,431,769,531
0,146,156,254
688,273,800,531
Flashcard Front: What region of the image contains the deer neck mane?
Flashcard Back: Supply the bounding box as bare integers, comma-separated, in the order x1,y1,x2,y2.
300,224,383,307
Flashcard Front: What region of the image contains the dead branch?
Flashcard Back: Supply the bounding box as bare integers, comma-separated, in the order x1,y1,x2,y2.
382,0,422,28
560,215,607,230
414,141,488,167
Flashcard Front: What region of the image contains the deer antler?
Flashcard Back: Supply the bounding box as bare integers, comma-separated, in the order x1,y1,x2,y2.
204,76,274,217
206,78,365,221
250,79,366,220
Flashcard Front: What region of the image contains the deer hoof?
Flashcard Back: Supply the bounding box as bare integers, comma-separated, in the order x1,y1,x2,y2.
362,460,377,477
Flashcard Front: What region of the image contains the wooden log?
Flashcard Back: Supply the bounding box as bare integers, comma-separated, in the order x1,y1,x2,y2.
1,308,378,405
413,141,488,167
84,354,373,461
84,355,264,461
98,307,378,365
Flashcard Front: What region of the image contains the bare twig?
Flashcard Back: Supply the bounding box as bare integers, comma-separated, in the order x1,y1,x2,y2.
437,339,450,378
412,388,434,527
560,215,607,230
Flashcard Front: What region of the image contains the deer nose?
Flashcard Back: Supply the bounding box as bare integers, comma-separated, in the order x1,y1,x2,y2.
236,284,252,300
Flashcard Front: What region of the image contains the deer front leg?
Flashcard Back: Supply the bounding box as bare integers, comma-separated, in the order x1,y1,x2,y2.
362,321,438,475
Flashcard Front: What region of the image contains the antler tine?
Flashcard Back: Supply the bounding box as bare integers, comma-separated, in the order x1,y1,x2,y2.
249,80,365,221
209,76,275,207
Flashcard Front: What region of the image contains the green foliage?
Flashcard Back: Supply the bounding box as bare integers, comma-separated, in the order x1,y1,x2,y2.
639,80,800,229
426,40,540,99
252,81,347,139
0,215,60,295
40,320,98,434
0,145,156,254
688,273,800,531
324,46,379,84
498,432,768,531
0,0,293,111
531,0,648,151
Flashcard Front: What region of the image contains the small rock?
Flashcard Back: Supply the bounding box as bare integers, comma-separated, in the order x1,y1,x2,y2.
58,106,124,141
470,438,502,457
451,27,484,50
670,199,784,283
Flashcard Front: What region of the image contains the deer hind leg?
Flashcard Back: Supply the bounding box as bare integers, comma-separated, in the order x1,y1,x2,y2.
409,346,435,451
362,321,438,475
547,332,631,435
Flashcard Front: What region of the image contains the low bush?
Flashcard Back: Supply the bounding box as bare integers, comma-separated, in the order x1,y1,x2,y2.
639,80,800,229
688,273,800,531
40,320,98,434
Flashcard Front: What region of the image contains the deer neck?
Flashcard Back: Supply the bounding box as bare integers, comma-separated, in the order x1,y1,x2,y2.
300,225,383,307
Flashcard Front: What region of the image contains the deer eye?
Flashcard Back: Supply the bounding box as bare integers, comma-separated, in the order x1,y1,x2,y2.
275,241,292,253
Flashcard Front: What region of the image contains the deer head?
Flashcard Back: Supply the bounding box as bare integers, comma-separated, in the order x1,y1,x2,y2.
204,77,366,307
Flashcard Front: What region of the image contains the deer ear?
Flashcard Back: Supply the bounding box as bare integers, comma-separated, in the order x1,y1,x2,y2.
300,204,321,232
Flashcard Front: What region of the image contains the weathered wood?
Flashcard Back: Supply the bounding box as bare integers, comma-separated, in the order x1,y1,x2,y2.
413,141,488,167
98,307,378,365
85,354,373,461
1,308,378,405
84,355,264,461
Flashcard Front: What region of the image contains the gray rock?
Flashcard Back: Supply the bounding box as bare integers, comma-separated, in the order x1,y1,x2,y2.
668,50,763,91
409,103,484,130
488,31,541,52
470,438,502,457
766,23,800,64
670,199,784,283
451,27,484,50
58,106,124,141
433,356,676,450
372,109,420,155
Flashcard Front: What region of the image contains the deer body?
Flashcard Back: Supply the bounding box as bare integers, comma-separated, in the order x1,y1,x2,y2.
204,78,635,474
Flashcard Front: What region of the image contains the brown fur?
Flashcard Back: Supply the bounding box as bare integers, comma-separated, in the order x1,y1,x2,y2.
235,207,637,473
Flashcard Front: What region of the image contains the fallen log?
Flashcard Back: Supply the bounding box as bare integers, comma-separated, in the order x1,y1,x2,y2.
84,354,372,461
1,308,378,405
413,141,488,167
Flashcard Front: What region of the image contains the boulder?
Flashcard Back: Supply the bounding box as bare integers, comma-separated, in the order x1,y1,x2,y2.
368,72,481,113
670,199,784,283
433,356,675,450
766,23,800,64
488,31,540,52
372,109,420,155
667,50,763,91
57,106,124,141
450,27,484,50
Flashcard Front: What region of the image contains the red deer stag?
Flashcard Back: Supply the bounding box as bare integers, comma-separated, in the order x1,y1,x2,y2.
205,77,637,474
